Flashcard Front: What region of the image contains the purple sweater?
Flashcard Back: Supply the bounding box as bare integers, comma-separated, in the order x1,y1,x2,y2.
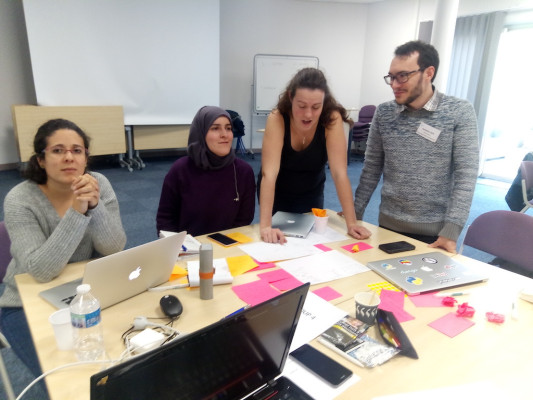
156,157,256,236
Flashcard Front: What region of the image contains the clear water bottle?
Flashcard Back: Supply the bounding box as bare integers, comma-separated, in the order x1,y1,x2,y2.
70,284,105,361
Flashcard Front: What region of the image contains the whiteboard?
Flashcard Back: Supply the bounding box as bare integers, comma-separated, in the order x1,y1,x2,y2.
253,54,319,114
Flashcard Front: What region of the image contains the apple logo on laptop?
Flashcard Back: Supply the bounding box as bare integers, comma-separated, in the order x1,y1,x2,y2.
129,267,142,281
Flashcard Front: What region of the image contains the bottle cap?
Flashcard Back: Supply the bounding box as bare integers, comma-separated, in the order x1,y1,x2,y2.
76,283,91,294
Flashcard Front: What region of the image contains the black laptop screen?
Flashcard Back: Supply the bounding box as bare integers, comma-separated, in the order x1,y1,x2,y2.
90,283,309,400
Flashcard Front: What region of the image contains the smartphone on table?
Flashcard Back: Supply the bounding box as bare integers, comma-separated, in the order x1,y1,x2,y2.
378,241,415,254
290,344,353,387
207,232,239,247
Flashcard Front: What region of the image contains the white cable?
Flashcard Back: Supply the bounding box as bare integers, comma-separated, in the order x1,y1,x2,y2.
15,359,121,400
147,283,189,292
17,318,183,399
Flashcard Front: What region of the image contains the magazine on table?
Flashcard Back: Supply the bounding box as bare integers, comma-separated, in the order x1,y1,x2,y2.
318,315,399,368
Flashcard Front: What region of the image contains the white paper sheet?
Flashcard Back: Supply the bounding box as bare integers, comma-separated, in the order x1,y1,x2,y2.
186,258,233,287
304,226,349,245
283,357,360,400
278,250,370,285
238,238,322,262
291,291,347,351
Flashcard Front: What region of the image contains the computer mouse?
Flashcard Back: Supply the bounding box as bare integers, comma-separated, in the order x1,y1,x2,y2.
160,294,183,318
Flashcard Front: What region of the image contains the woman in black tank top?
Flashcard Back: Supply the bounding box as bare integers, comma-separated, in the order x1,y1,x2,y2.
257,68,372,243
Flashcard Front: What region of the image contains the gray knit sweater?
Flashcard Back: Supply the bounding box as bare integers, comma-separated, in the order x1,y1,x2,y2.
354,91,479,242
0,172,127,307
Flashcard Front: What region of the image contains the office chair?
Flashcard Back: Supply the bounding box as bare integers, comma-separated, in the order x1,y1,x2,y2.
347,105,375,164
0,222,15,400
0,221,11,283
461,210,533,273
226,110,254,159
520,161,533,213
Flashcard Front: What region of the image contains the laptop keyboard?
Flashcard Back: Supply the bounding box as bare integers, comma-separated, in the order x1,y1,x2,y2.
254,376,314,400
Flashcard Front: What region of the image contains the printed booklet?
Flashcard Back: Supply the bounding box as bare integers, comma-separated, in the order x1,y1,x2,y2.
319,315,399,368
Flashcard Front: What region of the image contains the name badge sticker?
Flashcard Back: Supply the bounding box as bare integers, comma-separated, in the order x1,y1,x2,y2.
416,122,441,142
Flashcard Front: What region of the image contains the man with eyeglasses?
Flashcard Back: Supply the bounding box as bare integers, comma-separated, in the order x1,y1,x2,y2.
354,40,479,253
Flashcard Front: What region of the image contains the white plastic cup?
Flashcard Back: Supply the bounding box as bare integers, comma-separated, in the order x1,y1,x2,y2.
313,215,329,234
48,308,73,351
354,292,381,325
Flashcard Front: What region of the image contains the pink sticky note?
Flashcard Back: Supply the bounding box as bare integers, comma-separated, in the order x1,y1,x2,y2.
251,260,277,271
428,312,475,338
341,242,373,253
271,277,304,291
409,293,445,307
314,244,333,252
257,269,294,283
232,280,281,306
379,289,414,322
313,286,342,301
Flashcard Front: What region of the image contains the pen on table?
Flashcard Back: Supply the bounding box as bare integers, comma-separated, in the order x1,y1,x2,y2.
435,290,471,297
225,305,250,318
148,283,190,292
512,300,519,320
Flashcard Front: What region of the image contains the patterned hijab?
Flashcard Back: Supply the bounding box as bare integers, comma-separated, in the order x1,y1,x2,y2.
187,106,235,170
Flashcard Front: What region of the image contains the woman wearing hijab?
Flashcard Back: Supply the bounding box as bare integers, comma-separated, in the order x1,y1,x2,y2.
156,106,256,236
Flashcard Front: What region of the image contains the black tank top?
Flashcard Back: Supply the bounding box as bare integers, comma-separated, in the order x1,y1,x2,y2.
264,114,328,213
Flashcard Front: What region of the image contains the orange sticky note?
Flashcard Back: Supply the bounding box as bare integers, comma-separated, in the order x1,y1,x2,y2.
352,245,360,253
311,208,327,217
170,265,188,281
226,232,253,244
226,255,258,277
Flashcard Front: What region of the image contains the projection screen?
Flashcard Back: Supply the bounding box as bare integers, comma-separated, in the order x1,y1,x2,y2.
22,0,220,125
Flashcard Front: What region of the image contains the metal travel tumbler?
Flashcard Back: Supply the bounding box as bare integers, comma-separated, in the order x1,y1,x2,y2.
199,243,214,300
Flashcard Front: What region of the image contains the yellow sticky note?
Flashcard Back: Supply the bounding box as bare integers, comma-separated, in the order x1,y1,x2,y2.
226,232,253,244
226,255,258,277
367,281,402,296
169,265,188,281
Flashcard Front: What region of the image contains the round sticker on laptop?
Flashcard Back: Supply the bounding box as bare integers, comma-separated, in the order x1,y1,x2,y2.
422,257,437,264
380,263,396,270
399,259,412,266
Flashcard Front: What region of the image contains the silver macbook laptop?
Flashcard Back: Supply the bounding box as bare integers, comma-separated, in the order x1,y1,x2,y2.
39,232,186,309
272,211,315,238
366,252,488,296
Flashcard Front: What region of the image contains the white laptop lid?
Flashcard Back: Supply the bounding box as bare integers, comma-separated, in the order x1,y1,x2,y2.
366,252,489,296
271,211,315,238
40,232,186,309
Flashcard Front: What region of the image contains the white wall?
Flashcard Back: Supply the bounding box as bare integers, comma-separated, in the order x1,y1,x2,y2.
0,0,36,167
2,0,533,165
360,0,533,108
220,0,368,149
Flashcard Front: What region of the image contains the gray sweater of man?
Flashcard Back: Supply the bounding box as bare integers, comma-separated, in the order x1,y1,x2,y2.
354,91,479,241
0,172,126,307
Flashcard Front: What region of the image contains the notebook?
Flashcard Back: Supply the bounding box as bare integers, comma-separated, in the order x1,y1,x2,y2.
272,211,315,238
39,232,186,309
90,283,313,400
366,251,488,296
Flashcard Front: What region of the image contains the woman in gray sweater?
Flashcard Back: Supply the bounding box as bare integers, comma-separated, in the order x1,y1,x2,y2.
0,119,126,382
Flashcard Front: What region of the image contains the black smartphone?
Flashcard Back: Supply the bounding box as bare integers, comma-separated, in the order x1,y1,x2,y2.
207,232,238,247
378,241,415,254
290,344,353,387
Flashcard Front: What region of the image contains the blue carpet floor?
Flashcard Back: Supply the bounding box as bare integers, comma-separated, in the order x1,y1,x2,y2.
0,151,516,398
